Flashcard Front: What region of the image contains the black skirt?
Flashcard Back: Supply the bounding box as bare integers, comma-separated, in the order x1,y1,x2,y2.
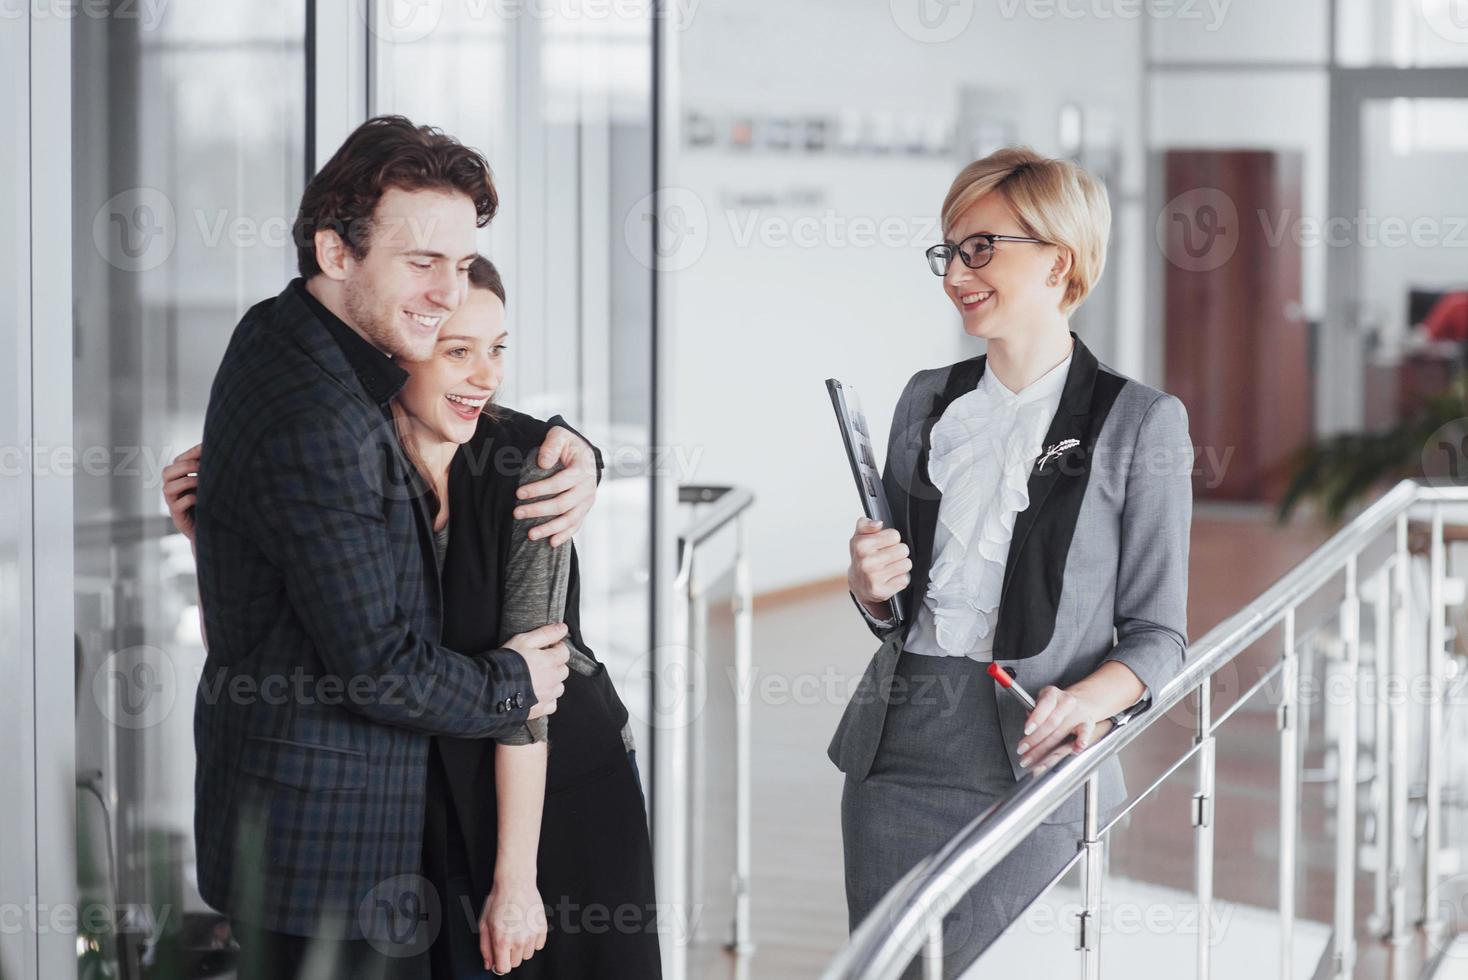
424,662,661,979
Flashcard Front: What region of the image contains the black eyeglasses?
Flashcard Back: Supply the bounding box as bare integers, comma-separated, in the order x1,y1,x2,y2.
925,233,1048,276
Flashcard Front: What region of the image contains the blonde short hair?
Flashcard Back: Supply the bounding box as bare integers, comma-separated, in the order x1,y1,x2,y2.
941,147,1111,315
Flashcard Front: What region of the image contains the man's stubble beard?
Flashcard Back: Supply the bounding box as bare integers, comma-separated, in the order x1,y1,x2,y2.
342,270,432,361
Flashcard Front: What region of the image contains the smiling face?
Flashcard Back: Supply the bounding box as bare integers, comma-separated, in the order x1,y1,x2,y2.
942,192,1068,342
396,286,508,449
339,185,482,361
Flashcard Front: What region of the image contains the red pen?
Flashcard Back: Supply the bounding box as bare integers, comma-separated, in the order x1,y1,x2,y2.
989,662,1084,762
987,662,1037,711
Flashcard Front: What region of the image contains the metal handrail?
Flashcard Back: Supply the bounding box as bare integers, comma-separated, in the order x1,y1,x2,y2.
823,478,1463,979
656,484,757,980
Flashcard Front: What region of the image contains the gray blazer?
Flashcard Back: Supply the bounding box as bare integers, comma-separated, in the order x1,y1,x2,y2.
827,332,1194,824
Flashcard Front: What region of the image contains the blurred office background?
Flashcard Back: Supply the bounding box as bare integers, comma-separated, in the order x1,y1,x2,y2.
5,1,1468,978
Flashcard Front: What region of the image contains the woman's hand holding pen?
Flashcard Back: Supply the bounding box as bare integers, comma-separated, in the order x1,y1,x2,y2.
1014,662,1146,773
847,517,911,618
1015,686,1111,773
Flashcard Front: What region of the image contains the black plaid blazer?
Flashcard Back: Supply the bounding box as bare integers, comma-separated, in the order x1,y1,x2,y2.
193,282,551,941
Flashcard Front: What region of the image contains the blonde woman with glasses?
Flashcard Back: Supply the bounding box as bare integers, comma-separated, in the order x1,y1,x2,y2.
829,147,1195,976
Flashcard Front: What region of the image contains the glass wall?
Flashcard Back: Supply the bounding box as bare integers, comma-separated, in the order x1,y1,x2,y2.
1,12,36,979
72,2,307,974
370,0,657,757
63,2,655,976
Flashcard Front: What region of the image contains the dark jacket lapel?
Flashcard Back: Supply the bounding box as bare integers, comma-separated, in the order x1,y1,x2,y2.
995,332,1126,660
271,284,444,623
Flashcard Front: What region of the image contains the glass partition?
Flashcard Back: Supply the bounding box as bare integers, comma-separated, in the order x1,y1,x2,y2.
71,2,307,974
371,0,657,757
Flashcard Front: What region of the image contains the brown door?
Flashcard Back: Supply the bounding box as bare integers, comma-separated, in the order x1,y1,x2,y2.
1161,149,1309,501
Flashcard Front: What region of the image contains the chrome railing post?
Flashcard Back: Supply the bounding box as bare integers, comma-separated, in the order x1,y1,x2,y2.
1080,773,1104,980
1388,515,1411,945
1369,562,1392,939
1279,606,1299,980
730,514,755,955
1333,556,1360,978
670,485,756,975
1424,504,1446,936
688,546,708,940
923,922,943,980
1194,682,1215,980
660,541,694,980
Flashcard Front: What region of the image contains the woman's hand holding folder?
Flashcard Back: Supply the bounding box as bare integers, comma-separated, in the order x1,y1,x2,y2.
847,517,911,620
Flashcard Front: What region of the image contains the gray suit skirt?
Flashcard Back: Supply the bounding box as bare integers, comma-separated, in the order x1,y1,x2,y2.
841,650,1085,978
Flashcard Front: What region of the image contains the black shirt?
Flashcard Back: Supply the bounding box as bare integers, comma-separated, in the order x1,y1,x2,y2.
292,277,408,417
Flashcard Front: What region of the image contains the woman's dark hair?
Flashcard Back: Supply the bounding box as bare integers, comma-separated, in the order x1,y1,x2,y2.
293,115,499,278
467,254,506,305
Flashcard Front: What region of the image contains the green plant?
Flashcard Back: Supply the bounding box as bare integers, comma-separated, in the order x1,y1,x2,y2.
1276,377,1468,523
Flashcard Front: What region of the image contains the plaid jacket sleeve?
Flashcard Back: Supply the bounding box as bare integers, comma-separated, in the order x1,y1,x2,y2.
247,409,532,737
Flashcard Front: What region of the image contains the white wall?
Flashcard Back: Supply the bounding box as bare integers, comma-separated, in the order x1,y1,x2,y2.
668,0,1147,593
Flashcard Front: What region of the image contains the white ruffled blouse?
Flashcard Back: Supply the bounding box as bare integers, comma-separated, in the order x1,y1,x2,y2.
905,349,1073,661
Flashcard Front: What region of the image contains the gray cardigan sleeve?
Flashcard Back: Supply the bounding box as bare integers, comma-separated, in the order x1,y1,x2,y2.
495,458,600,747
1101,393,1193,701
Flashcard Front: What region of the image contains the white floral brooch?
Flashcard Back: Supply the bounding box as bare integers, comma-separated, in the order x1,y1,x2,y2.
1036,438,1080,472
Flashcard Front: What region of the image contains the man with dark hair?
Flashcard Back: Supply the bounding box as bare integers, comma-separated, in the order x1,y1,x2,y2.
192,115,597,979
